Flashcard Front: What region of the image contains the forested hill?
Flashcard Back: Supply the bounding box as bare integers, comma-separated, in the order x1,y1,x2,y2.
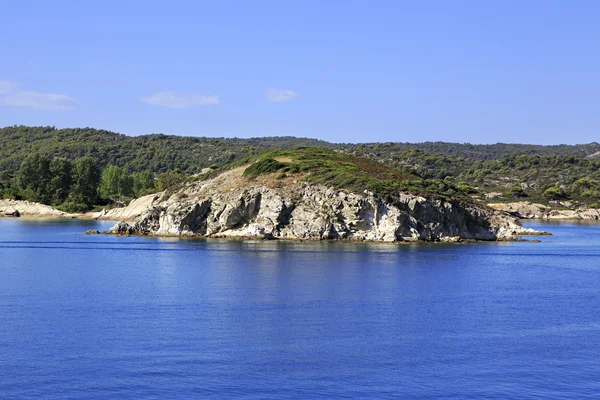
0,126,334,174
1,126,600,174
352,142,600,161
3,125,600,211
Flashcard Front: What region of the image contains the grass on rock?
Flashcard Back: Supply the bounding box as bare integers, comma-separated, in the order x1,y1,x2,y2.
234,147,473,203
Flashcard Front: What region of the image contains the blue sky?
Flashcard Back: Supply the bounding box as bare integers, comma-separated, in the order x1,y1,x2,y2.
1,1,599,144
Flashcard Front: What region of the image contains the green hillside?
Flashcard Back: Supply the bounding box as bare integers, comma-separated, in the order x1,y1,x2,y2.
2,125,600,210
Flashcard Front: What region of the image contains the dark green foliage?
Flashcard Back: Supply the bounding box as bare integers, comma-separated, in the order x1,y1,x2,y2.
49,158,73,204
100,165,135,199
156,170,185,192
242,159,287,178
17,154,52,204
543,186,566,201
0,126,334,174
132,170,155,196
349,141,600,161
69,157,100,210
3,126,600,177
236,147,466,202
5,153,102,211
61,194,94,213
2,153,155,211
348,148,600,205
507,186,527,199
455,182,478,195
4,125,600,208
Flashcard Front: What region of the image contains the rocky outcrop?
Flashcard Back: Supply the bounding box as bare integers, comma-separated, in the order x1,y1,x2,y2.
108,168,540,242
0,199,76,218
84,193,161,221
489,202,600,220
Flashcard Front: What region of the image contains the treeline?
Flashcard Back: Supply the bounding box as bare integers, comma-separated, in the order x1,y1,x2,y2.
1,154,101,212
0,153,187,212
350,141,600,161
348,148,600,206
2,126,600,176
3,125,600,208
0,126,331,174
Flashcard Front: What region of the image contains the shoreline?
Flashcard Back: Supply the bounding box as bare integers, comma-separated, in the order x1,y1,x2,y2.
5,198,600,222
3,212,597,223
87,225,550,243
489,201,600,221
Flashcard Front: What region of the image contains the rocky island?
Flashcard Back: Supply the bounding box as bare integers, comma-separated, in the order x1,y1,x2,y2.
106,148,540,242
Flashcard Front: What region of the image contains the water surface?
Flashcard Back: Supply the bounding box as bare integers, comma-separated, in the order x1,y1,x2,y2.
1,218,599,399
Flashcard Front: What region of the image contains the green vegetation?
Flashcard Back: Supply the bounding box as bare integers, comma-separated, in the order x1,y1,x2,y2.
156,169,186,192
1,154,160,212
100,165,134,199
0,126,334,174
243,159,288,178
7,154,102,212
2,125,600,210
237,147,471,202
2,126,600,175
350,149,600,205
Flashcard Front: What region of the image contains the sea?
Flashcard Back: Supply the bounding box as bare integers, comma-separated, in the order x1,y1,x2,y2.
1,218,599,399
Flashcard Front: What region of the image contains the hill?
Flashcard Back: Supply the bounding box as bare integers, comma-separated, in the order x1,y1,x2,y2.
107,148,535,242
2,126,600,176
2,125,600,209
217,147,468,202
0,126,334,174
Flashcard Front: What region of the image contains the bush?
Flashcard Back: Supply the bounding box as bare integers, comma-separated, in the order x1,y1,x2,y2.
507,186,528,198
60,194,92,213
543,186,566,201
243,159,287,178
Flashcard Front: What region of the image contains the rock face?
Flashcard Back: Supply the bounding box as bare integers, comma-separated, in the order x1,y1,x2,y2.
489,202,600,220
0,200,75,218
109,168,535,242
84,193,160,221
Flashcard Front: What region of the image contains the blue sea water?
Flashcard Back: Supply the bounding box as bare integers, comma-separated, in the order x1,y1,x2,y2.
1,218,600,399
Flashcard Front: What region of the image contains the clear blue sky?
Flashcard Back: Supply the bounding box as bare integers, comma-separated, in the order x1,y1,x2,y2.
1,0,599,144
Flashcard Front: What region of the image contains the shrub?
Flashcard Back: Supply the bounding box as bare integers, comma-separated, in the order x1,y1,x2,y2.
243,159,287,178
543,186,566,201
507,186,528,198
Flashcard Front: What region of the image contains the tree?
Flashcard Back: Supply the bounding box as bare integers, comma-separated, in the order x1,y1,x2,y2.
507,185,527,199
69,157,100,209
156,169,185,191
100,165,124,197
543,185,566,201
132,170,155,196
49,158,72,205
100,165,135,199
120,174,134,198
572,178,597,192
17,153,51,203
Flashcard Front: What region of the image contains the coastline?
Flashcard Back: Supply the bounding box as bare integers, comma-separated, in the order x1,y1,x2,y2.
0,198,568,242
489,202,600,221
86,229,547,243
